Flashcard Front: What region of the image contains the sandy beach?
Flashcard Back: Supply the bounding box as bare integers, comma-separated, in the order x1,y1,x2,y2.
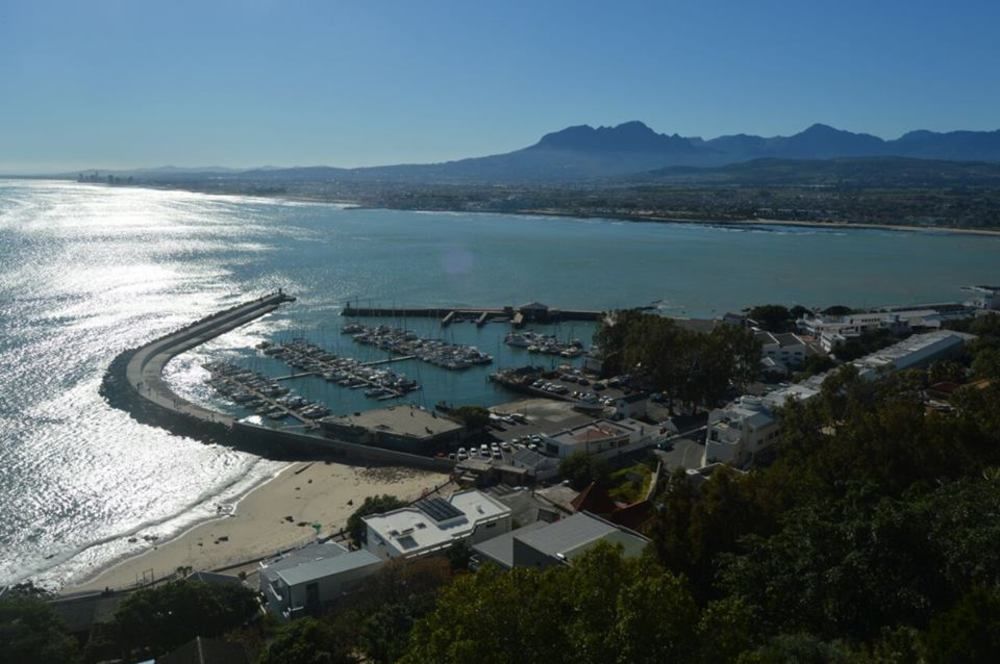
66,462,449,593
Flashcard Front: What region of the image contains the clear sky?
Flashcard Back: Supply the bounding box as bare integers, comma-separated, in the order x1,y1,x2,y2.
1,0,998,172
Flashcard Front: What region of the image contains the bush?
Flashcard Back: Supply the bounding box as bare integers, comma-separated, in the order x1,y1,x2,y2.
347,494,407,545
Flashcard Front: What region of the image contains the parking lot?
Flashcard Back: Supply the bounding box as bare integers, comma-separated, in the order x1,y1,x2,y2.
447,398,591,464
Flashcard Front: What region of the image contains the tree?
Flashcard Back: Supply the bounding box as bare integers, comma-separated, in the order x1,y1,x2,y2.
113,580,258,659
746,304,792,332
344,557,453,664
559,451,610,490
259,617,357,664
347,494,406,545
0,596,81,664
451,405,490,430
401,543,698,664
971,347,1000,380
922,587,1000,664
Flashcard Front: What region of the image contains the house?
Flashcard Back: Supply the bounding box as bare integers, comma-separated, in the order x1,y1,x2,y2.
755,330,808,368
259,541,382,620
612,393,648,419
703,330,976,468
363,491,512,560
509,447,561,481
471,512,649,569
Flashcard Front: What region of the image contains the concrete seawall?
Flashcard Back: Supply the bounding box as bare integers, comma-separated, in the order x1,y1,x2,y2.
100,292,454,470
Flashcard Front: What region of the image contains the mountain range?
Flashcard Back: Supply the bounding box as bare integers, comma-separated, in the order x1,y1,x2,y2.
95,121,1000,184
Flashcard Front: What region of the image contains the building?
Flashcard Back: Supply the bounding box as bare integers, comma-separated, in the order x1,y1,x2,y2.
541,418,658,459
756,330,808,368
509,447,562,481
613,393,648,419
259,541,383,620
704,330,975,467
471,512,649,569
801,308,973,352
319,404,463,454
518,301,551,322
363,490,512,560
965,285,1000,310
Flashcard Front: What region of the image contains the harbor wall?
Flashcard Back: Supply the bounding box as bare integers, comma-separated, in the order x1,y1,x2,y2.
232,422,455,471
101,293,459,469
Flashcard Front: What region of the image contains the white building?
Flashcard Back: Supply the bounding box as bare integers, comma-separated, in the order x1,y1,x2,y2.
363,491,512,560
704,330,974,467
965,285,1000,310
756,330,809,368
801,309,971,352
541,418,658,459
259,541,383,620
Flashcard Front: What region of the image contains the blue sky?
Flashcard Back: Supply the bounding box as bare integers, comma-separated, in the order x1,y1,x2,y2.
1,0,998,172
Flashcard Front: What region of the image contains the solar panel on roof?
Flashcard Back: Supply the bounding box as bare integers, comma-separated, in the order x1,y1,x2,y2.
416,497,463,522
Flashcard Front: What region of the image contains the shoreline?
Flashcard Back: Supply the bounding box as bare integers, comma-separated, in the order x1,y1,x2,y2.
63,460,449,594
58,178,1000,238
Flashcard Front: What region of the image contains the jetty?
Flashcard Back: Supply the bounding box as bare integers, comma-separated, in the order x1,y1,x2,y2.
102,291,452,471
125,291,295,427
342,301,604,324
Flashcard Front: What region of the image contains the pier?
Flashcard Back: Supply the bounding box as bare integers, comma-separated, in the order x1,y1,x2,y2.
342,303,605,323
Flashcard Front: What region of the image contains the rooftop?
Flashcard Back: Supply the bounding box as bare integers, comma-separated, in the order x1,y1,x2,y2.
514,512,649,562
363,489,511,555
550,419,634,446
471,521,548,568
276,549,382,587
322,404,462,440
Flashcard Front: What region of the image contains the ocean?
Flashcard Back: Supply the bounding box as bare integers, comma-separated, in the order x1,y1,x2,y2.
2,178,999,588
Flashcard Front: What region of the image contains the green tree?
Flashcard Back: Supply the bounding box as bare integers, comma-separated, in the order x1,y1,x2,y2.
347,494,406,545
113,580,258,659
450,405,491,430
746,304,792,332
971,347,1000,380
0,596,81,664
258,617,357,664
559,451,610,490
922,587,1000,664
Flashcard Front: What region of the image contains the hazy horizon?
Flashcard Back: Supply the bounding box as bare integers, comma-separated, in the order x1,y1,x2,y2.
2,0,999,172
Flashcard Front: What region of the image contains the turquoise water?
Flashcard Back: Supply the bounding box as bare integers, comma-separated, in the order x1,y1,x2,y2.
2,178,999,588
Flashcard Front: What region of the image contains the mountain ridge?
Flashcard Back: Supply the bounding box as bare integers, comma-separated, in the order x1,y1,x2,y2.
73,121,1000,184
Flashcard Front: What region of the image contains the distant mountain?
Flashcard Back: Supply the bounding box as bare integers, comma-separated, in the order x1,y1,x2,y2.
635,156,1000,188
106,121,1000,185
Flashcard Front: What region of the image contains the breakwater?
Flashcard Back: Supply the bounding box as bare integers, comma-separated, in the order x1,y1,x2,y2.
100,292,453,470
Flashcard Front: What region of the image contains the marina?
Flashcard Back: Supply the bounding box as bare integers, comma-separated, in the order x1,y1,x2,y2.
341,323,493,370
204,362,330,424
259,339,421,401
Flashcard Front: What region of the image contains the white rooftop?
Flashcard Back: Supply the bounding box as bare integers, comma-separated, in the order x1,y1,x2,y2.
363,490,510,556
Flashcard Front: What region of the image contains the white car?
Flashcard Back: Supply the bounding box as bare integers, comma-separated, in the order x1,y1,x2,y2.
500,441,511,451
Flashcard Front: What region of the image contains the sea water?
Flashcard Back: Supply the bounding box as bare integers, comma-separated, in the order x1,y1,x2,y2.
2,178,999,587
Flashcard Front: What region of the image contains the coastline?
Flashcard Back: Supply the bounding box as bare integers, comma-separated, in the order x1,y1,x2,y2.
56,178,1000,238
64,461,449,594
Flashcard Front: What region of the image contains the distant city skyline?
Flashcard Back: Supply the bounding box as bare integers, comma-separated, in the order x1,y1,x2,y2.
2,0,999,172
